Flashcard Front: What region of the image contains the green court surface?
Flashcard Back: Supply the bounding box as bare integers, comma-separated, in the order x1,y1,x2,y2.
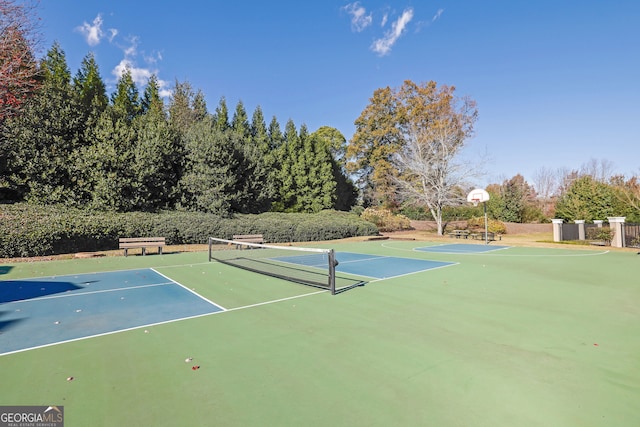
1,241,639,426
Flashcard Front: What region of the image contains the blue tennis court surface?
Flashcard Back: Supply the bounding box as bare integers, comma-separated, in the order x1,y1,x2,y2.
275,251,455,280
416,244,510,254
0,269,223,355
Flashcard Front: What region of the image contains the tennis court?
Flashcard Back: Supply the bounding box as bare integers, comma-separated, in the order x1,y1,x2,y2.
276,251,455,279
1,240,639,426
0,269,224,355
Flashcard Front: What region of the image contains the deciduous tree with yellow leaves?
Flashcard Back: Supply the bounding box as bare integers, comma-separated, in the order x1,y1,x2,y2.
348,80,481,235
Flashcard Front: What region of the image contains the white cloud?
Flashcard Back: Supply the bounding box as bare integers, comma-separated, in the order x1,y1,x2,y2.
343,2,372,32
76,14,170,97
108,29,118,43
381,12,388,27
371,8,414,56
122,36,139,57
112,59,170,98
113,59,152,86
432,8,444,22
143,51,163,65
76,14,105,46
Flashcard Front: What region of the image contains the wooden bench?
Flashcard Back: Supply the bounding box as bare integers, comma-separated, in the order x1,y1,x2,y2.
232,234,264,244
119,237,166,257
231,234,264,249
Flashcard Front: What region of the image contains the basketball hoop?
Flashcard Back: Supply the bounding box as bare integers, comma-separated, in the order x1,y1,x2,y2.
466,188,490,205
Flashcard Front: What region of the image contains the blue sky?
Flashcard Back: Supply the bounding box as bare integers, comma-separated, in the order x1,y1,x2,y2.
37,1,639,185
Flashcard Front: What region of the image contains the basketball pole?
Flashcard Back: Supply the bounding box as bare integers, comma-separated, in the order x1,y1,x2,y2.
483,201,488,245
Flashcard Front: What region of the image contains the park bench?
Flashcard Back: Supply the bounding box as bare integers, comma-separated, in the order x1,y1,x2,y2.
232,234,265,244
119,237,166,257
232,234,265,249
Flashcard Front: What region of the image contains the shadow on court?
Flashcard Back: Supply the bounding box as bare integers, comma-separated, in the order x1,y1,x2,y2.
0,266,13,275
0,312,25,334
0,280,83,304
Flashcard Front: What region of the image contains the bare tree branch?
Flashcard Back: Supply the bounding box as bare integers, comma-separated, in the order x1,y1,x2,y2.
391,85,481,235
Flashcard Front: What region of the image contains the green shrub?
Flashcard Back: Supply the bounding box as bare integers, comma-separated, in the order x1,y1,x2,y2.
361,207,411,232
0,204,379,258
399,206,431,220
586,227,613,244
466,217,507,234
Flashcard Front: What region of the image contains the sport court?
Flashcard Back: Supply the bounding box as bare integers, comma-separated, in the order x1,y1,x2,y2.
1,241,638,426
415,243,510,254
276,251,455,279
1,251,452,355
0,268,224,355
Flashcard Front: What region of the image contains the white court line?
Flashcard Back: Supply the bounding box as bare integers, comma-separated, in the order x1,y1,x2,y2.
223,290,326,313
0,288,327,357
151,268,227,311
338,255,388,264
7,282,174,304
381,242,610,257
367,261,459,283
4,262,212,282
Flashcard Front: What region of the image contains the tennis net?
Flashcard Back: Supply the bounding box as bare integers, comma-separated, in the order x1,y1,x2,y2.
208,237,339,294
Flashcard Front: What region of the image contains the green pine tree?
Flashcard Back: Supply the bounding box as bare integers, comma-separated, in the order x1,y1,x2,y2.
73,52,108,130
5,42,84,204
179,118,239,215
110,67,141,122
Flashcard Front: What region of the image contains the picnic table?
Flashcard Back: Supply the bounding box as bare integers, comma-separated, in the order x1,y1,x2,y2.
448,230,470,239
471,232,501,242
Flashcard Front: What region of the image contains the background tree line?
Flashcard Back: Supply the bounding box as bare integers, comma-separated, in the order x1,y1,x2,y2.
2,0,638,228
0,42,358,215
472,163,640,224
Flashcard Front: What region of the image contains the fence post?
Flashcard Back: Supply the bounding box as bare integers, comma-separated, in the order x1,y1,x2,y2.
607,217,626,248
552,219,564,242
575,220,586,240
594,220,603,228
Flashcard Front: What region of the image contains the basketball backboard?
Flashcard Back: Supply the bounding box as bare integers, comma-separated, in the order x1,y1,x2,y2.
467,188,490,205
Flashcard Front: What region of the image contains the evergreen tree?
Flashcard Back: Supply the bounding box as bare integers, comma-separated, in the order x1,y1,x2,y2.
110,66,141,122
73,52,108,129
5,42,84,204
313,126,347,168
554,175,619,221
213,96,229,131
272,119,300,211
141,74,164,116
78,108,137,211
271,121,337,213
251,106,268,146
231,105,274,213
231,100,250,138
311,126,357,210
130,109,181,210
267,115,284,151
192,89,208,121
291,125,336,212
179,118,239,215
168,79,195,134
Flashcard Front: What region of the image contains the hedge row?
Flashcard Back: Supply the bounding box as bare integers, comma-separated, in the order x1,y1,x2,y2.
0,204,379,258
